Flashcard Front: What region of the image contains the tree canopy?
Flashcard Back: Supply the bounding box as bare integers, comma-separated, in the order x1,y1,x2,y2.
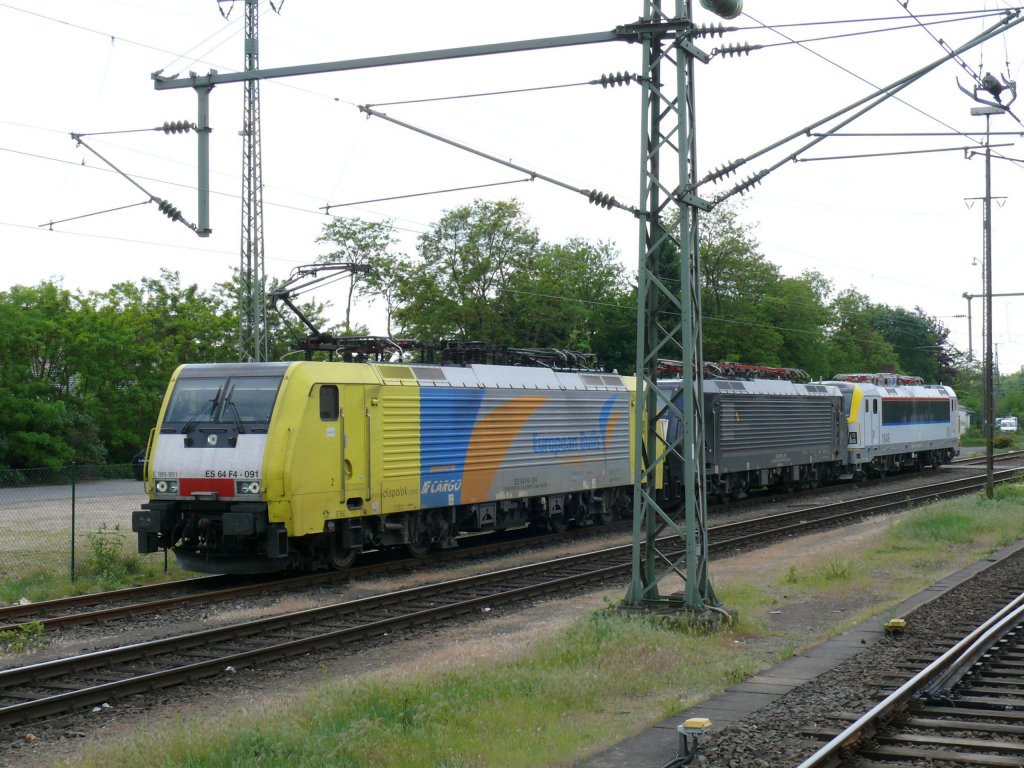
0,197,972,470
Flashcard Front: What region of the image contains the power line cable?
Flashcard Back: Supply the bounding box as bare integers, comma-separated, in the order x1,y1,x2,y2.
897,1,985,85
729,8,1023,33
365,72,640,108
704,11,1024,202
736,11,1009,56
739,11,991,146
0,2,193,59
0,140,431,232
322,178,534,213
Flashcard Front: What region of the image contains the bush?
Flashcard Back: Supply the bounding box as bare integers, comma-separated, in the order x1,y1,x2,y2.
86,524,142,586
995,433,1015,449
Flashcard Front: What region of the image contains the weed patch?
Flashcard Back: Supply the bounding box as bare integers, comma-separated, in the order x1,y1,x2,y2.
85,524,143,588
0,621,44,654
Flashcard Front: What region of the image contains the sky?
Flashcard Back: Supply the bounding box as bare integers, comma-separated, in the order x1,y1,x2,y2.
3,1,1024,375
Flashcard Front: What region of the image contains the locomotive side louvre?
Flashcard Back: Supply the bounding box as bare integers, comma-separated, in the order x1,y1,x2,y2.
658,378,848,502
712,390,844,465
705,379,847,497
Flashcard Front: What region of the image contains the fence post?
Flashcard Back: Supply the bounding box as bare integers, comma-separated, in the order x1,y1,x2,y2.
70,462,77,582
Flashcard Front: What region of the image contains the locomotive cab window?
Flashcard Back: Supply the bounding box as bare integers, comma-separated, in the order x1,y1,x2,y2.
320,385,339,421
873,399,878,414
162,374,282,433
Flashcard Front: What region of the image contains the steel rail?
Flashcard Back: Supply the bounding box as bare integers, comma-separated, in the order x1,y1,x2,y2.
795,591,1024,768
0,551,631,726
3,466,1020,636
0,523,615,632
1,467,1020,727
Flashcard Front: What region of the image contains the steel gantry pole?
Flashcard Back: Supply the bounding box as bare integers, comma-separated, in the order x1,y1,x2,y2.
238,0,268,362
982,110,995,498
625,0,734,613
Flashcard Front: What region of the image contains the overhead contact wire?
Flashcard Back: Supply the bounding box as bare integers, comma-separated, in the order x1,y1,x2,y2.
367,72,640,108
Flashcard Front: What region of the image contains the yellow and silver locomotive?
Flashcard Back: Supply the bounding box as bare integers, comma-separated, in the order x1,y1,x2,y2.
132,361,635,573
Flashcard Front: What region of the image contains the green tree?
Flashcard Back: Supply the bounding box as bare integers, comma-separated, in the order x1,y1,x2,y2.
390,199,635,367
505,238,629,350
952,353,982,425
590,287,637,375
762,270,833,378
997,369,1024,422
871,305,951,382
394,199,541,345
0,282,92,467
316,217,400,332
75,272,238,461
696,203,785,365
825,289,899,376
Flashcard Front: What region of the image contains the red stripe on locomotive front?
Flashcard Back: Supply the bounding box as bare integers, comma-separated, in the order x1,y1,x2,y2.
179,478,235,497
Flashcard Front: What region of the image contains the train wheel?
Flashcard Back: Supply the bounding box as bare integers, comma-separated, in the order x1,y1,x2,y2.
401,518,430,561
405,538,429,558
597,489,626,523
547,515,569,533
329,548,357,570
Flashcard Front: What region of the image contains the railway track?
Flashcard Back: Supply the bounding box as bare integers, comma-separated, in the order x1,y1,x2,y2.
0,524,615,634
953,448,1024,465
0,462,992,634
796,590,1024,767
1,465,1021,729
7,457,1018,635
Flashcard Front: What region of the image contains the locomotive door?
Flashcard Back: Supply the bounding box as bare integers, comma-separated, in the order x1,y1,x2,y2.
867,397,881,451
340,385,370,506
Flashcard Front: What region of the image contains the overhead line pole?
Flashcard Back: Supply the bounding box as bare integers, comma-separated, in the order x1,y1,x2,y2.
983,109,994,498
238,0,268,363
624,0,739,614
153,12,730,617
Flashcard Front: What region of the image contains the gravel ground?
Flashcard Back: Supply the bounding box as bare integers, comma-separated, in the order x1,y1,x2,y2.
0,466,1005,767
699,545,1024,768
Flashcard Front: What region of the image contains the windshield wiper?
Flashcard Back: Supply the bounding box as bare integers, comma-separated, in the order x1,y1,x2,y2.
225,397,245,434
180,387,222,434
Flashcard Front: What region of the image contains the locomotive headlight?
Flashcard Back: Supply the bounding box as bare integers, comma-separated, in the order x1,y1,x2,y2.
236,480,261,496
155,480,179,495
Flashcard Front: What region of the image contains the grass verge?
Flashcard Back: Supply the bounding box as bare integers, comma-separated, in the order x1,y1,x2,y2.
0,524,192,608
40,489,1024,768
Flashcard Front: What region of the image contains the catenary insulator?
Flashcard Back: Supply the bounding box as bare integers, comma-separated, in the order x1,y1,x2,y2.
157,199,183,221
162,120,192,134
599,72,637,89
584,190,618,209
705,159,745,183
694,23,726,38
715,43,758,58
735,170,768,196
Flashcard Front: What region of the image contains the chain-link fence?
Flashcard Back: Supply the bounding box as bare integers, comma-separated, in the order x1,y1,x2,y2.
0,463,163,583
